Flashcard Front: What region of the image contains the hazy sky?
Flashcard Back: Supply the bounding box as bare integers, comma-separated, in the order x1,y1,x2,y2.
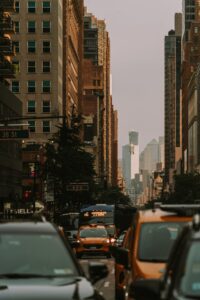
84,0,182,157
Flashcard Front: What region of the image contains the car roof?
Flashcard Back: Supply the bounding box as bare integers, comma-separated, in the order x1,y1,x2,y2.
0,221,57,234
136,208,192,223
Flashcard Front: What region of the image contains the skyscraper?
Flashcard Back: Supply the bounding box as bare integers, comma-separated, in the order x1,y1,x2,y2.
164,14,182,185
122,131,139,199
11,0,83,145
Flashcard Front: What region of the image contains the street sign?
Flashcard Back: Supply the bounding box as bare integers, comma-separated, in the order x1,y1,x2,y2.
66,182,89,191
0,129,29,139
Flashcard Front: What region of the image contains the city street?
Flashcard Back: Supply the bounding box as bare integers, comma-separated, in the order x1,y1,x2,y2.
80,257,115,300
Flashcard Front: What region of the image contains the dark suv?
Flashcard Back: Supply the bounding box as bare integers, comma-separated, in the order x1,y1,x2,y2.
130,213,200,300
0,218,108,300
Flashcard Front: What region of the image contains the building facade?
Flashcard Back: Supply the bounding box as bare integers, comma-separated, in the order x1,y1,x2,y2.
83,10,115,187
122,131,139,201
11,0,83,144
164,14,182,186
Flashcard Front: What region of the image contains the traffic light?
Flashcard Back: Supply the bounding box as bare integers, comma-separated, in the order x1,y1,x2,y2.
23,190,31,201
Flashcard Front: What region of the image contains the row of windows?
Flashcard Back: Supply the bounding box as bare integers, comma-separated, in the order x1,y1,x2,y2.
13,40,51,53
15,1,51,13
28,120,51,133
13,61,51,73
27,100,50,113
15,20,51,34
12,80,51,93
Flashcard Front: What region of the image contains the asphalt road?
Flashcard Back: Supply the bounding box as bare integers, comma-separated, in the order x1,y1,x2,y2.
79,256,115,300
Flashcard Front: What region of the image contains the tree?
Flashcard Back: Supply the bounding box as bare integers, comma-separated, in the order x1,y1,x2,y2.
96,186,131,205
44,113,96,211
161,173,200,204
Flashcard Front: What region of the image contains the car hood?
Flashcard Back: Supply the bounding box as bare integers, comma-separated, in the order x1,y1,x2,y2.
135,261,166,279
79,238,108,243
0,276,102,300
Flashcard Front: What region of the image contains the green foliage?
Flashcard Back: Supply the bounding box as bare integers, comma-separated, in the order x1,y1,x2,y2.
44,113,96,209
96,186,131,205
161,173,200,204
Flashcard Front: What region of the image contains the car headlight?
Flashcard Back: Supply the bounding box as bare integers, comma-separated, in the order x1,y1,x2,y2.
110,238,115,243
106,239,110,243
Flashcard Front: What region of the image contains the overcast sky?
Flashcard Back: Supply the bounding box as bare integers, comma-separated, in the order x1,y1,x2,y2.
84,0,182,157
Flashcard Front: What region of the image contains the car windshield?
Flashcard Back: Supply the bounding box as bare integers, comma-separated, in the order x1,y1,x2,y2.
179,242,200,297
79,228,108,238
0,233,78,277
106,227,115,236
138,222,186,262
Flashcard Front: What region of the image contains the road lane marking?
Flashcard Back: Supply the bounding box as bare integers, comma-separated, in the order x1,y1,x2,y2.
104,281,110,288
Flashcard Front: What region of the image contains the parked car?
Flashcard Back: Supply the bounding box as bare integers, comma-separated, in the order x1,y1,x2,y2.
129,213,200,300
115,230,127,248
112,204,196,300
75,224,111,258
0,217,108,300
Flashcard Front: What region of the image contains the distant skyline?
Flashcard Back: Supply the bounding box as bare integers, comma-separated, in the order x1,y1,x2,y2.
84,0,182,156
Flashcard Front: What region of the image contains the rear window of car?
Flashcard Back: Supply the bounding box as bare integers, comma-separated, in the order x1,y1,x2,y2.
79,228,108,238
138,222,187,262
0,233,78,277
179,241,200,297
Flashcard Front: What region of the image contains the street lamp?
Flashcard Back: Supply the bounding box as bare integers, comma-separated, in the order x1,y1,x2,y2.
32,154,40,213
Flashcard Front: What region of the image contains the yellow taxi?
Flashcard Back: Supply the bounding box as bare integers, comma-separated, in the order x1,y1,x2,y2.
114,204,194,300
75,224,111,258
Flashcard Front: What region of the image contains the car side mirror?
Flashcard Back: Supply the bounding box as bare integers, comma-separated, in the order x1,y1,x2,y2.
129,279,160,300
88,262,109,284
115,247,130,270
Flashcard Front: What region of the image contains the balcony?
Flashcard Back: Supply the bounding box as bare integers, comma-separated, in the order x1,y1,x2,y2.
0,58,15,78
0,15,15,34
0,37,14,56
0,0,15,12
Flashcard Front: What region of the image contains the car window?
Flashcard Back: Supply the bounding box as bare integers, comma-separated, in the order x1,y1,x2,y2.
138,222,186,262
79,228,108,238
179,242,200,297
0,233,78,277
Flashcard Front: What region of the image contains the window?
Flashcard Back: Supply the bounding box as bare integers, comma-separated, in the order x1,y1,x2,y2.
13,60,20,73
27,40,36,53
42,21,51,33
12,81,20,93
43,40,50,53
13,41,19,53
28,120,35,132
15,1,20,13
28,61,36,73
14,21,20,33
28,21,36,33
28,100,36,113
42,100,50,113
28,1,36,13
28,80,36,93
43,121,50,132
42,80,51,93
43,1,51,13
43,61,50,72
194,26,198,34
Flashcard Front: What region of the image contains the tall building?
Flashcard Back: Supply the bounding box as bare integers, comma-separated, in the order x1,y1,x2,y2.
181,1,200,173
83,9,115,186
11,0,83,145
122,131,139,200
111,106,118,186
182,0,195,43
10,0,84,206
140,138,160,174
164,14,182,186
0,0,23,209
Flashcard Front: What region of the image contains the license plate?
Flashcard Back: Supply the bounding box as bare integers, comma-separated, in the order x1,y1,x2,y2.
90,246,97,249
